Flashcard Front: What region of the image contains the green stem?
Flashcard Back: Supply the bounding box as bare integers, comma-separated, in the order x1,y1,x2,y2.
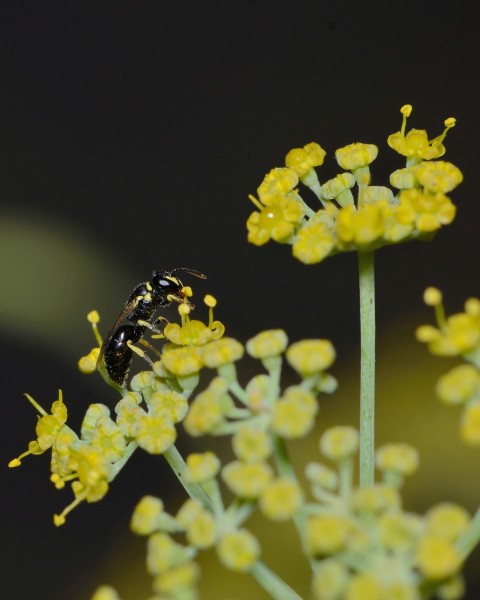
273,436,314,571
455,504,480,560
250,561,303,600
163,444,212,509
358,250,376,487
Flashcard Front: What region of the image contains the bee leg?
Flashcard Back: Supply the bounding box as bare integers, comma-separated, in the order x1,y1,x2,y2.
126,340,154,368
154,316,169,326
137,319,164,335
139,338,162,359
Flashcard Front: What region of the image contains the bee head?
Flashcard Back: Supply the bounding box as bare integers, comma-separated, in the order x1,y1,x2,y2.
151,268,206,307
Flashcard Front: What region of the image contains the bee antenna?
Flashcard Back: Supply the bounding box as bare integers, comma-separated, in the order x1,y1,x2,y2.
171,267,207,280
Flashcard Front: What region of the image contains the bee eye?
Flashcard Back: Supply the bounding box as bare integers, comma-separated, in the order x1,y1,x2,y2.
158,280,171,287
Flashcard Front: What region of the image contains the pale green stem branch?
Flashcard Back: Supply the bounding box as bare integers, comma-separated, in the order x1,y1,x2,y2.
358,250,376,487
273,436,315,571
163,444,211,508
250,561,303,600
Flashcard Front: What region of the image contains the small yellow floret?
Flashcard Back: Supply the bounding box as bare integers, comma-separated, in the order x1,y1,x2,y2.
147,532,190,575
246,329,288,359
311,559,349,600
388,106,456,161
247,193,304,246
176,498,204,528
258,167,299,200
185,508,216,549
217,529,260,572
320,426,359,461
335,143,378,171
305,462,338,491
134,413,176,454
271,386,318,439
397,189,456,233
164,319,221,346
71,445,110,490
436,364,480,405
161,347,203,376
81,403,111,441
222,460,273,499
130,370,155,391
202,337,244,368
390,167,416,190
285,142,326,177
78,347,101,374
375,443,419,477
306,514,352,556
130,495,164,535
149,390,189,423
232,426,272,463
292,220,336,264
90,416,126,462
416,535,462,580
414,161,463,194
183,379,231,436
259,477,302,521
286,339,336,375
425,503,470,542
321,173,355,205
186,451,221,483
336,204,384,245
152,562,200,595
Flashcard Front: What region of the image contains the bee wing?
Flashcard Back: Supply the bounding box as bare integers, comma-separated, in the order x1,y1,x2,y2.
98,296,144,361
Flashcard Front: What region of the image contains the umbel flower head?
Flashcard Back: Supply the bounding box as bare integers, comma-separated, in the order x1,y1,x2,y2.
246,104,462,264
306,428,468,600
10,290,229,525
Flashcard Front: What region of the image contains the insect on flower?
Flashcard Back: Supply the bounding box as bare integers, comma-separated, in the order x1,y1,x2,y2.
97,268,206,386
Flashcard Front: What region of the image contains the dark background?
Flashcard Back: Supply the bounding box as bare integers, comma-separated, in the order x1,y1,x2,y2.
2,1,480,599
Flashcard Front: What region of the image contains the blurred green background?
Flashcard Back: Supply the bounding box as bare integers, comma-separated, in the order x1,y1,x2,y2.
2,1,480,598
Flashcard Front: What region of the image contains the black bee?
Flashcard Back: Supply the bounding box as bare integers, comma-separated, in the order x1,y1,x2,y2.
97,268,206,387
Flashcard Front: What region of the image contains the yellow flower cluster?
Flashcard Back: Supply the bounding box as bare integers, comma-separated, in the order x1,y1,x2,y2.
122,330,338,592
307,427,468,600
184,330,337,438
417,289,480,446
247,106,462,264
131,486,261,585
8,391,137,526
8,383,198,524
